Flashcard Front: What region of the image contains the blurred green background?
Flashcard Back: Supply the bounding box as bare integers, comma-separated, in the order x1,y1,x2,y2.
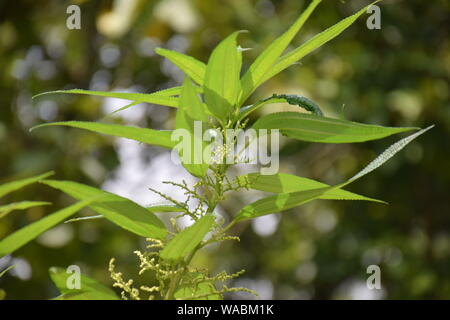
0,0,449,299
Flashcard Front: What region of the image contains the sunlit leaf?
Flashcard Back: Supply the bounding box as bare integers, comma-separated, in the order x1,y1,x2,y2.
175,273,222,300
252,112,418,143
64,215,104,223
0,171,53,198
0,199,95,257
49,267,118,300
175,78,209,177
156,48,206,85
31,121,176,149
161,214,215,262
204,31,243,120
235,173,384,203
41,180,167,239
147,203,185,213
235,126,432,220
0,201,51,219
239,0,322,104
33,88,179,108
260,1,379,85
0,266,14,278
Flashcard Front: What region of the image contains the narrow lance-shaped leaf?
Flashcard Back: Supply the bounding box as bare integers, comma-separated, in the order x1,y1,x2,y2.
41,180,167,239
253,112,418,143
64,215,104,223
204,31,243,120
102,86,205,118
0,266,15,278
0,171,53,198
146,202,186,213
31,121,176,149
0,201,51,219
174,78,209,177
235,173,384,203
33,88,179,108
260,1,379,86
160,214,215,262
156,48,206,86
103,87,207,118
49,267,118,300
0,198,96,257
239,0,322,104
235,125,433,220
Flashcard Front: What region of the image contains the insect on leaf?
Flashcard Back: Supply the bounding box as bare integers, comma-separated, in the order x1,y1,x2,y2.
174,78,209,177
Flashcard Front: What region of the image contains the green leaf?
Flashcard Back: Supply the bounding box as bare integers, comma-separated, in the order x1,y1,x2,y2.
0,265,14,278
64,215,104,223
147,203,185,213
0,201,51,219
41,180,167,239
0,171,53,198
239,0,322,104
236,187,330,221
160,214,215,262
103,101,141,118
33,88,179,108
49,267,118,300
260,1,379,85
175,273,222,300
175,78,209,177
0,199,95,257
204,31,243,120
235,125,433,221
252,112,418,143
236,173,384,203
30,121,176,149
181,78,209,122
156,48,206,86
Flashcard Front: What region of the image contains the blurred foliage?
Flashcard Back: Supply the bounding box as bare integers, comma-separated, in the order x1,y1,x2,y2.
0,0,449,299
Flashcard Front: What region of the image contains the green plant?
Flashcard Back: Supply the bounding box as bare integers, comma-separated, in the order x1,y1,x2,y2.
0,0,433,300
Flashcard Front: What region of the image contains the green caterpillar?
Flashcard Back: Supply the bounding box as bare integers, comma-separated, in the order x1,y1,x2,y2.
265,94,324,116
